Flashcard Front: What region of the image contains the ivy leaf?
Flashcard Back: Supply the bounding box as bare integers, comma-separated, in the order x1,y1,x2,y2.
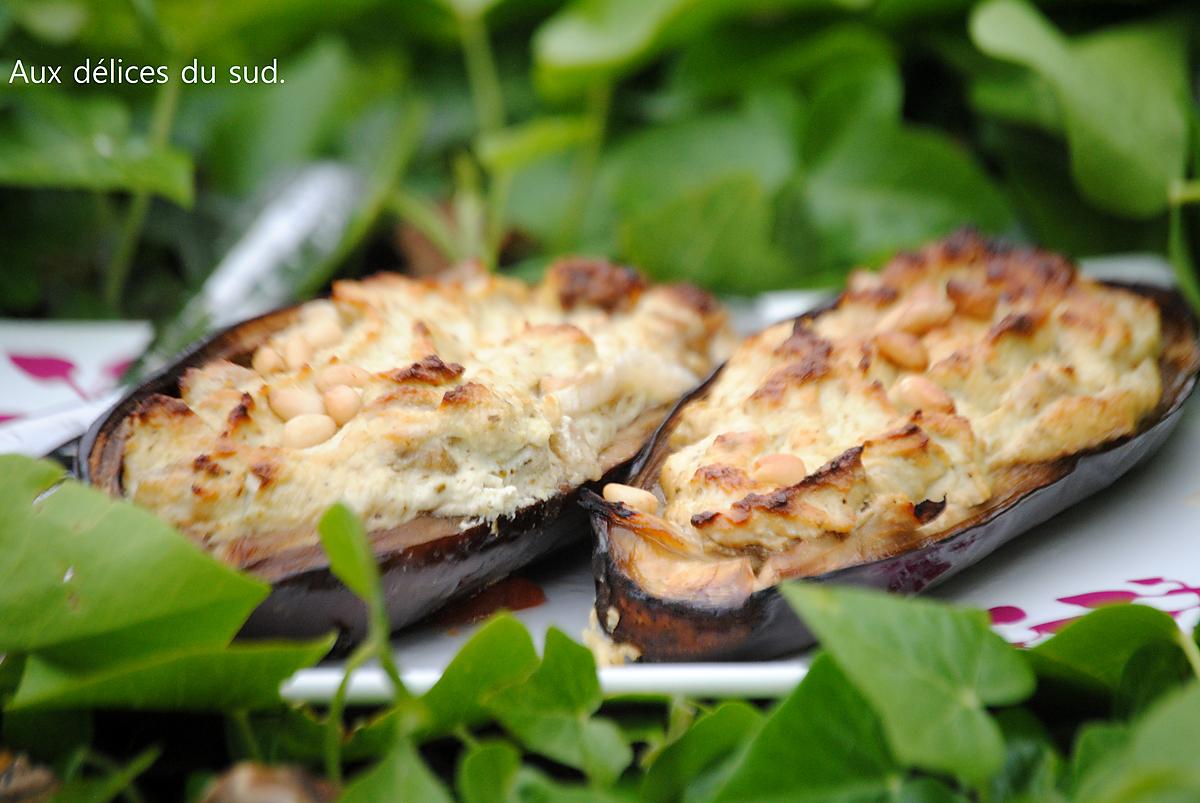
341,737,454,803
7,637,332,711
0,455,267,669
0,91,192,205
782,584,1034,786
709,654,902,802
485,628,632,786
1028,604,1181,697
317,502,379,605
421,613,539,734
970,0,1188,218
1073,683,1200,802
640,701,762,803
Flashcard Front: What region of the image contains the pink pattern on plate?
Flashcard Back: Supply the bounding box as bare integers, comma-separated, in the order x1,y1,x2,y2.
992,577,1200,647
103,357,135,382
8,353,87,399
0,413,19,423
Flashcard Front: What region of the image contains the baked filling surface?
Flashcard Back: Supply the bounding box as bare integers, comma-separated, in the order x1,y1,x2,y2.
120,259,731,561
613,233,1164,597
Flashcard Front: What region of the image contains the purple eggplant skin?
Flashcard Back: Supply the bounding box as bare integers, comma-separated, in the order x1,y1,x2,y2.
587,283,1200,663
77,305,659,645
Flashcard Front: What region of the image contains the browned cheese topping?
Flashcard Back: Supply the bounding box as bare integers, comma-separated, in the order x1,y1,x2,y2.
121,259,732,562
610,232,1164,599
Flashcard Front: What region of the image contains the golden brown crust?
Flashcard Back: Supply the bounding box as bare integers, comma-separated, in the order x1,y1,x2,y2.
614,231,1168,595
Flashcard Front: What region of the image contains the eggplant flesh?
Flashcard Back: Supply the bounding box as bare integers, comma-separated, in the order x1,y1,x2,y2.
587,282,1200,663
78,304,668,643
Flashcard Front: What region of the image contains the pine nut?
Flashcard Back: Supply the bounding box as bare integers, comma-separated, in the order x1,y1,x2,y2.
283,337,312,370
251,346,284,375
893,375,955,413
752,453,808,487
304,318,342,350
602,483,660,514
315,363,370,392
268,386,324,421
874,331,928,371
946,278,998,319
282,414,338,449
323,385,362,425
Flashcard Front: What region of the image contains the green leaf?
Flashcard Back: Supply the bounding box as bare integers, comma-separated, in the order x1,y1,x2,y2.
1068,721,1129,792
621,174,793,293
780,61,1013,278
457,740,521,803
533,0,720,96
1028,604,1180,696
667,21,894,103
422,614,539,734
512,767,636,802
0,92,192,205
710,654,902,802
986,125,1164,258
782,584,1034,785
606,108,795,220
8,637,331,711
0,456,267,668
485,628,632,786
476,116,597,174
970,0,1188,218
1114,642,1192,720
316,502,379,605
341,738,454,803
52,745,159,803
640,701,762,803
1074,683,1200,802
2,709,91,764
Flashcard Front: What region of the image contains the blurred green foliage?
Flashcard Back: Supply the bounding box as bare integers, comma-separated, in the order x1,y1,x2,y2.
1,0,1199,325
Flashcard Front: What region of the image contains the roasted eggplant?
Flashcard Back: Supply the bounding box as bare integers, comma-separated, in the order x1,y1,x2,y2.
586,233,1200,662
80,259,730,641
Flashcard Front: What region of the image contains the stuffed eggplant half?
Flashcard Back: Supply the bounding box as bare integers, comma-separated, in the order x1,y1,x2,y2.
586,232,1200,662
81,258,731,640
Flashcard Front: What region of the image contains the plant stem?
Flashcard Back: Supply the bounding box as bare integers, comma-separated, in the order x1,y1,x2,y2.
103,73,182,310
325,644,372,785
230,710,264,763
484,170,512,269
556,82,612,253
391,189,464,264
370,605,405,700
1169,180,1200,207
459,12,504,134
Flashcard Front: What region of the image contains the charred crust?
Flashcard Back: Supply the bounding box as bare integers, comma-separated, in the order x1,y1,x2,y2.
699,447,865,527
693,463,751,490
227,392,255,428
132,394,192,421
690,511,720,527
844,285,899,307
549,257,646,312
989,312,1039,342
250,461,278,489
192,454,226,477
749,323,833,401
914,498,947,524
441,382,487,407
386,355,465,385
665,283,721,316
775,321,832,359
